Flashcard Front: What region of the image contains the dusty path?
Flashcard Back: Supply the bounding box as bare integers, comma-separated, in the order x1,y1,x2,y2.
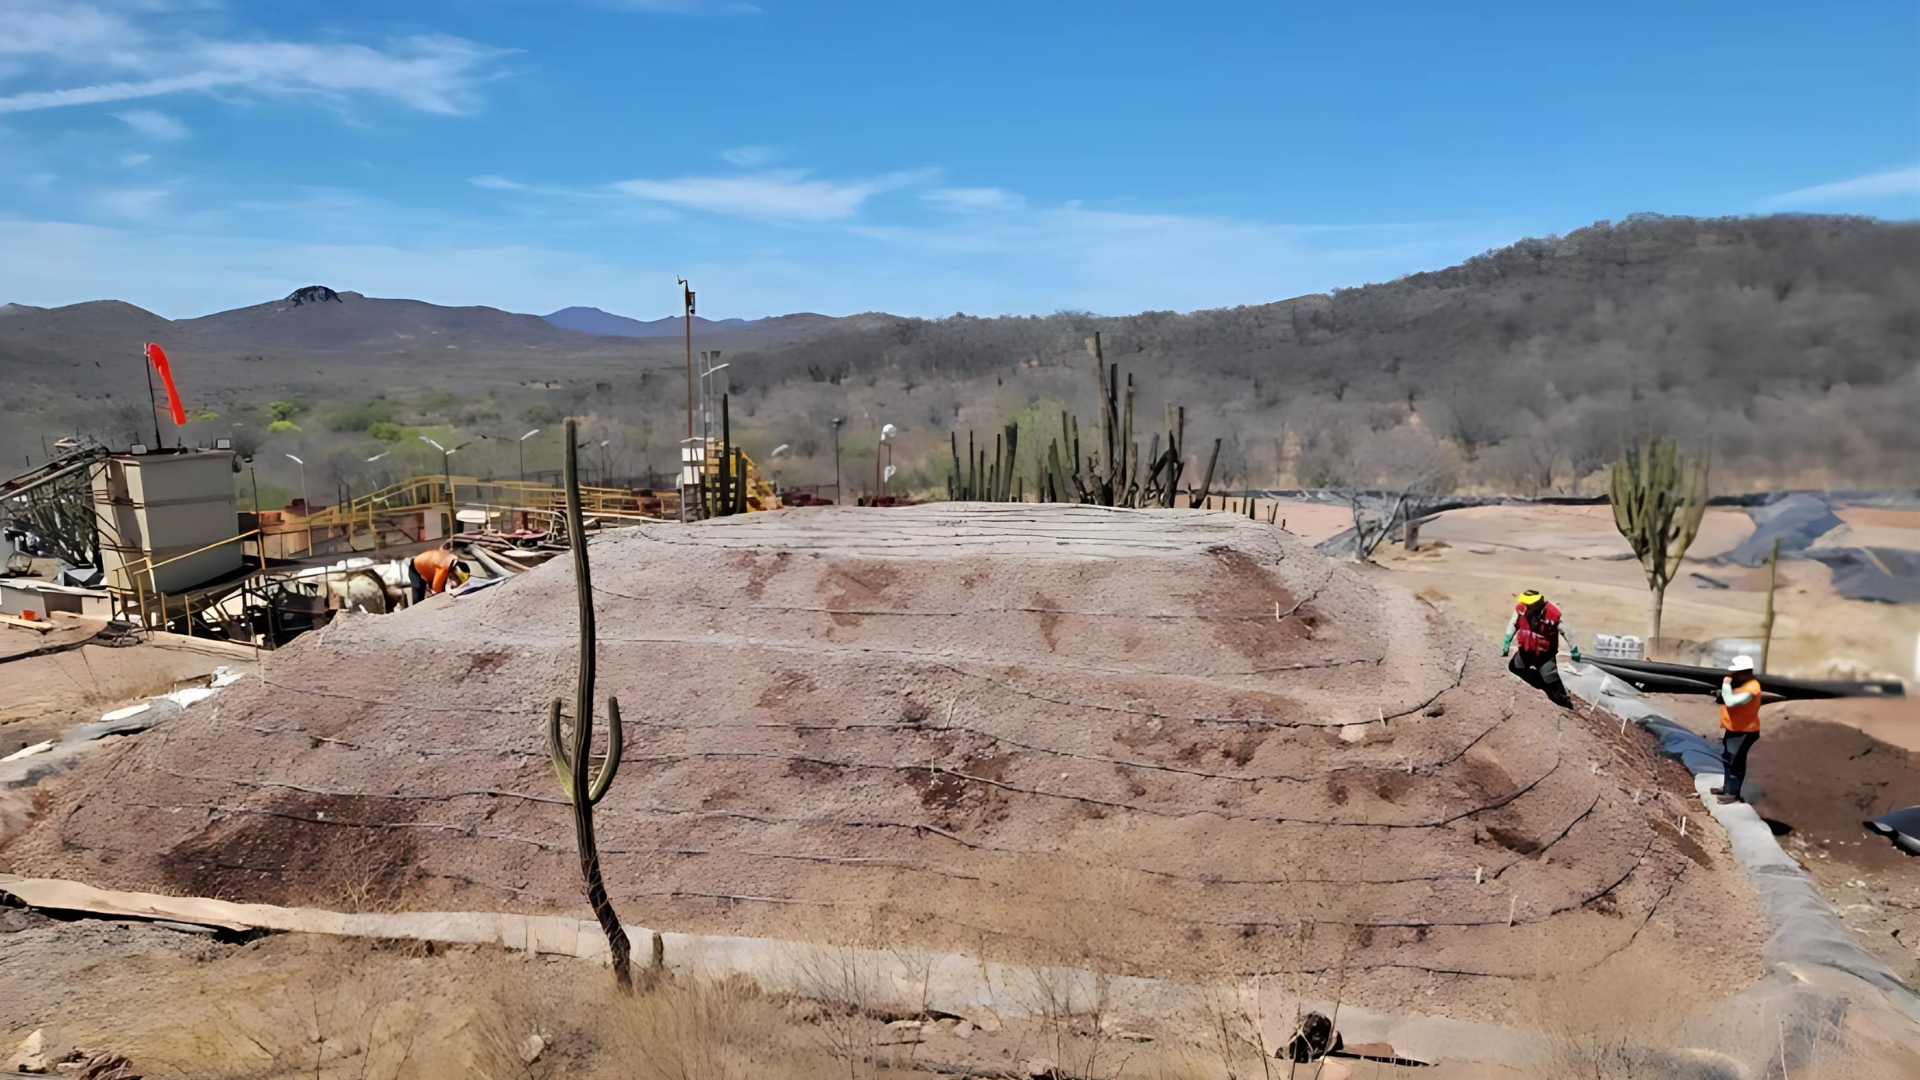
1374,503,1920,679
2,506,1764,1023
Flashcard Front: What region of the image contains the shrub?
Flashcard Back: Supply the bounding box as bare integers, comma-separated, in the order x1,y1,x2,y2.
368,421,406,442
324,399,397,433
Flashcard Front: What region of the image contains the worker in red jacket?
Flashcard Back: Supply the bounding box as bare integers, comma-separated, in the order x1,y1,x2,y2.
407,542,470,605
1501,590,1581,709
1713,655,1763,805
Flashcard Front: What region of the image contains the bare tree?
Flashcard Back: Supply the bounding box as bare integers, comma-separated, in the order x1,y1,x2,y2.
1442,392,1511,461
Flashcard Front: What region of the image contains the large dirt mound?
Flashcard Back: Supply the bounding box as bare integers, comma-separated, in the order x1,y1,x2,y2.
5,505,1763,1018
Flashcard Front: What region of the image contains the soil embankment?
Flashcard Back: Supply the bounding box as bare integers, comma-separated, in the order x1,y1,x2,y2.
1,505,1766,1021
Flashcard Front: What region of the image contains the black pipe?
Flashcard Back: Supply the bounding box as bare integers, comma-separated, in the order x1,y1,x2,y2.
1587,657,1903,701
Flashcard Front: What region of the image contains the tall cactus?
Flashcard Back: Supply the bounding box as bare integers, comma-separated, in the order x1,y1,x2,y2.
949,348,1201,507
550,417,634,989
1609,436,1709,645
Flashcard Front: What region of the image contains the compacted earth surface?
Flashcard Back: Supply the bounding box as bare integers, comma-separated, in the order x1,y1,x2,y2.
4,505,1765,1031
1663,695,1920,987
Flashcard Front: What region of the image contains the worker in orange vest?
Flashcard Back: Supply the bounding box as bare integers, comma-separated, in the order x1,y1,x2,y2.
1501,590,1581,709
1713,655,1763,805
407,542,470,605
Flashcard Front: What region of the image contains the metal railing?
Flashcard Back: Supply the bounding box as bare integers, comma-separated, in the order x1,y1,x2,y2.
112,527,265,633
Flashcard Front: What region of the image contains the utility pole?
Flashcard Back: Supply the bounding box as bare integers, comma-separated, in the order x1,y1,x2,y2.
678,278,698,523
831,417,844,505
142,350,163,449
1760,538,1780,674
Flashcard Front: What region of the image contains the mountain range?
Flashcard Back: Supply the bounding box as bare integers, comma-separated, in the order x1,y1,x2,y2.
0,293,857,359
3,213,1915,490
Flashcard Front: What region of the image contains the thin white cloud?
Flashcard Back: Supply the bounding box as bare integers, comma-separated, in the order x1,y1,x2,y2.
721,144,775,166
923,187,1024,212
189,36,512,116
852,197,1515,313
0,73,239,114
469,174,527,190
95,187,170,219
1763,164,1920,207
0,0,512,118
120,152,151,166
0,3,140,57
113,108,188,140
612,168,936,221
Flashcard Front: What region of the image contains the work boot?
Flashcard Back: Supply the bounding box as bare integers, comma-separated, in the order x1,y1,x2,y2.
1708,786,1726,796
1715,793,1742,805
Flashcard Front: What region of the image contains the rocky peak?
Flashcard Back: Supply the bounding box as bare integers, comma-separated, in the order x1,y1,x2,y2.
285,285,342,307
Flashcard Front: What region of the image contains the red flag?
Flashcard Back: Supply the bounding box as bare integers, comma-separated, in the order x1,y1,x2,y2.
144,342,187,426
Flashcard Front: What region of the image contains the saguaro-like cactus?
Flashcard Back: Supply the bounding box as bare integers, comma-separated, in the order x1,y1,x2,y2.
951,339,1202,508
549,416,635,989
1609,436,1708,645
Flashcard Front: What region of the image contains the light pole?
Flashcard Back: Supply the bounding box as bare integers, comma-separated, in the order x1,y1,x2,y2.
284,453,309,511
285,453,310,555
419,436,464,535
678,277,697,523
519,427,540,481
830,417,844,505
878,423,897,497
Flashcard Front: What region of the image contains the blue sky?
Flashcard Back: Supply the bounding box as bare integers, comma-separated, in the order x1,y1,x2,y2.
1,0,1915,320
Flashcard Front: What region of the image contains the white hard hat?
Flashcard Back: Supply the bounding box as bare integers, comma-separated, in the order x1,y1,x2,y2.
1730,655,1755,671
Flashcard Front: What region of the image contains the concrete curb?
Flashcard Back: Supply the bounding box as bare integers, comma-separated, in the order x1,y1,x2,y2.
1561,663,1920,1021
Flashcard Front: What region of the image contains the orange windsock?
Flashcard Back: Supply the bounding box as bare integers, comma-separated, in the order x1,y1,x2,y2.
144,342,187,426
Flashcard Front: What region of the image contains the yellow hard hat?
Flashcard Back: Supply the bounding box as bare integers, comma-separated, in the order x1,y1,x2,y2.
1517,590,1544,606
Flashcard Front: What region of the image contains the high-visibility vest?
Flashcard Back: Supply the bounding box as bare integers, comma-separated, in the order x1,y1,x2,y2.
1514,601,1561,656
1719,678,1762,733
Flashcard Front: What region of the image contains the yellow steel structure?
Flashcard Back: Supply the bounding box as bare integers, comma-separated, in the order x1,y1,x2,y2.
276,475,679,549
697,443,780,514
281,459,778,544
109,458,779,633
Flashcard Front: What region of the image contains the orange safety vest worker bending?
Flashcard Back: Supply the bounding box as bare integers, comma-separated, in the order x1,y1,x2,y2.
407,543,469,604
1713,655,1762,805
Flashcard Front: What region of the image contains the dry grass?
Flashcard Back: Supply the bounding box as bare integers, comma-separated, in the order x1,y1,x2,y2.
167,940,433,1080
1523,946,1920,1080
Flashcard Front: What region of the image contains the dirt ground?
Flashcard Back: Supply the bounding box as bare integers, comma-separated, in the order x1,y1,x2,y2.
2,907,1572,1080
1361,502,1920,681
0,631,252,757
2,505,1766,1028
1660,695,1920,988
1346,498,1920,994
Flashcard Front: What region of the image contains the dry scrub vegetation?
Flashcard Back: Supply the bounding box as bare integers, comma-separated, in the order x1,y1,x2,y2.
68,920,1912,1080
11,214,1913,498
